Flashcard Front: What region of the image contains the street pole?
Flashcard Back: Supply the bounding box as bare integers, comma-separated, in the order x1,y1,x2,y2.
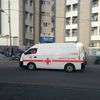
8,0,12,56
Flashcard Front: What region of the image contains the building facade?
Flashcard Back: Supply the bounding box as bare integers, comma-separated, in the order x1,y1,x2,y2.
64,0,91,48
39,0,55,43
64,0,100,48
1,0,100,49
65,0,78,42
55,0,65,43
0,0,35,49
90,0,100,47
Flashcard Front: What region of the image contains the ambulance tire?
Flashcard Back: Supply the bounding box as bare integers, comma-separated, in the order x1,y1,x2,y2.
64,63,75,72
27,63,36,70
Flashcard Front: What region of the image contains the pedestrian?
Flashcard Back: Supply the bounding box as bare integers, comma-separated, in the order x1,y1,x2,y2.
6,48,9,57
11,48,14,57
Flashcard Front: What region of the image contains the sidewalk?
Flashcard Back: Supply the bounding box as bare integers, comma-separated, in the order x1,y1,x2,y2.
0,54,18,63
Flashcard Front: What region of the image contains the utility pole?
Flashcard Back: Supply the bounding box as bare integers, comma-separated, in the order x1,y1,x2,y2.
8,0,12,56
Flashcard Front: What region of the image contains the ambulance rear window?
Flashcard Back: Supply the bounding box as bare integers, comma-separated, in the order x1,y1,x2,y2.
25,48,37,55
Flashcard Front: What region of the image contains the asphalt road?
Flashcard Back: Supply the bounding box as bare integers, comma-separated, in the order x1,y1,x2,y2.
0,61,100,100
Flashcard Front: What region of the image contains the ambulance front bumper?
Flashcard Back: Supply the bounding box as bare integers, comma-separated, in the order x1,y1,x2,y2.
19,61,23,67
19,61,27,69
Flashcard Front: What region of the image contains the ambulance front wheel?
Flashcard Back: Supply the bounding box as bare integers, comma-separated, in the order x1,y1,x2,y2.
27,63,36,70
64,63,75,72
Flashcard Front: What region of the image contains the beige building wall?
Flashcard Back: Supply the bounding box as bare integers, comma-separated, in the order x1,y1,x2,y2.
55,0,65,43
40,0,55,43
34,0,40,44
19,0,35,48
78,0,91,48
19,0,24,47
41,1,51,34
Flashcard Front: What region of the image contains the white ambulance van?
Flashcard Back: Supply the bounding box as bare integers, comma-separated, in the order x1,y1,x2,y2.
19,43,87,72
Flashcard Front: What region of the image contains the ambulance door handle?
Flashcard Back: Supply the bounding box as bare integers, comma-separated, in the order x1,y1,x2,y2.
34,56,37,58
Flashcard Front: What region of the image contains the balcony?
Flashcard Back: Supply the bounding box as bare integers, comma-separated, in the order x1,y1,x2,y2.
25,4,34,14
25,33,34,40
65,37,77,42
25,19,33,26
91,35,100,41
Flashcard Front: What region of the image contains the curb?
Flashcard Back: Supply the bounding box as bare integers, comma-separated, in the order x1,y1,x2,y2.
0,60,19,64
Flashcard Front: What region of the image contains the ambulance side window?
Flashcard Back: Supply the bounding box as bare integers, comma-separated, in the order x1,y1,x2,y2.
24,48,37,55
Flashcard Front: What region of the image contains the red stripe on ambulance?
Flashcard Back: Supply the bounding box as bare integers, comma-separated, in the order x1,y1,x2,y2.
52,60,83,63
23,59,83,64
23,60,43,62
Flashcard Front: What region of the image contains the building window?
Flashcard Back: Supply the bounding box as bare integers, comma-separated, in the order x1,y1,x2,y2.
72,29,77,37
45,1,50,5
13,37,18,46
43,22,50,27
26,0,29,4
30,0,33,7
25,12,29,20
25,25,29,34
72,16,78,24
91,27,98,35
30,27,33,34
92,0,98,7
40,1,50,5
66,17,70,25
41,12,45,16
73,3,78,11
51,16,55,22
66,29,70,37
41,12,50,16
66,5,71,12
52,5,55,12
42,33,46,36
51,27,54,32
91,42,100,47
40,1,45,5
30,14,33,21
45,12,50,16
92,13,98,21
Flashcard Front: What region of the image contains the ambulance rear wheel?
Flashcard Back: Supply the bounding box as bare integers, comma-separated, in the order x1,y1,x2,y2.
64,63,75,72
27,63,36,70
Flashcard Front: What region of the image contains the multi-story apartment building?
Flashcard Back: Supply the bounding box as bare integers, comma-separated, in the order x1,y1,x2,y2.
0,0,35,49
65,0,78,42
39,0,55,43
64,0,100,48
1,0,100,50
90,0,100,47
64,0,91,48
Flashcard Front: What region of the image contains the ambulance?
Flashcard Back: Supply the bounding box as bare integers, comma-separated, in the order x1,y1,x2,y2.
19,43,87,72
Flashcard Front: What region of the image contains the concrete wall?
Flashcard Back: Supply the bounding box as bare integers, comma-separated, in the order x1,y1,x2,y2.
78,0,91,48
19,0,24,47
55,0,65,43
34,0,40,44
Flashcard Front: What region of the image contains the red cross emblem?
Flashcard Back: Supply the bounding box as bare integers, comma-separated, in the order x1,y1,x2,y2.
29,56,32,59
44,58,51,64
